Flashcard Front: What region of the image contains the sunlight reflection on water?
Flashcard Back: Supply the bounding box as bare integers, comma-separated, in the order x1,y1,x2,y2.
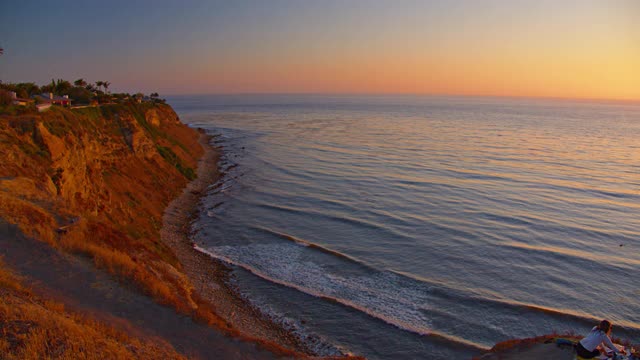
170,95,640,359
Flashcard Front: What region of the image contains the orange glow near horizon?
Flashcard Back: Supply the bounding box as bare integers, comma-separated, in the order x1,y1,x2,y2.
168,13,640,101
185,45,640,101
3,1,639,100
170,1,640,101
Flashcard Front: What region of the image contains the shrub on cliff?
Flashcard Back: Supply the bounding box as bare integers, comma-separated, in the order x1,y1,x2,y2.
0,82,41,98
0,90,35,116
67,86,93,105
0,89,12,106
157,145,197,180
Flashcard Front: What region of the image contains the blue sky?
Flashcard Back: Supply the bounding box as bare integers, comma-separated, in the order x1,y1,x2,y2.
1,0,638,99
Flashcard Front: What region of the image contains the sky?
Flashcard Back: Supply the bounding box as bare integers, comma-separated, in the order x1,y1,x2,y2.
1,0,639,100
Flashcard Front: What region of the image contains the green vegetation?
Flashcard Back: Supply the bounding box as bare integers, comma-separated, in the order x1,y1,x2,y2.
0,82,39,99
99,103,120,120
72,106,102,121
156,145,196,180
0,89,12,106
67,85,93,104
41,111,73,137
41,79,72,95
0,89,37,115
0,78,167,115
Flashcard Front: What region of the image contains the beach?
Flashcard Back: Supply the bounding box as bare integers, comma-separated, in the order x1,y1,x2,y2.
160,130,318,356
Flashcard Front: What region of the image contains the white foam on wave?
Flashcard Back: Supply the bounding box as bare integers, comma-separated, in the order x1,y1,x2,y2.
233,294,346,357
195,242,434,336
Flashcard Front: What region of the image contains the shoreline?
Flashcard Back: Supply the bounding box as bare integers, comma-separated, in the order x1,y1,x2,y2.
160,129,315,356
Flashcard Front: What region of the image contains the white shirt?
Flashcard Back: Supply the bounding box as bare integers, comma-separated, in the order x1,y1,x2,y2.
579,326,619,354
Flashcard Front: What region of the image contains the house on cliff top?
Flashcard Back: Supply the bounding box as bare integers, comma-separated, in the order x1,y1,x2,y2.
9,91,34,106
33,93,72,107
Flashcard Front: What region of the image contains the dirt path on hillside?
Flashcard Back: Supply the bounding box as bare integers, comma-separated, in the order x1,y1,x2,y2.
0,220,277,360
160,131,314,355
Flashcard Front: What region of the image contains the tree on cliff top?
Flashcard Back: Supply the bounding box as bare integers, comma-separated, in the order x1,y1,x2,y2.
41,80,55,94
41,79,72,96
0,89,12,106
0,82,41,98
74,78,87,87
68,86,93,105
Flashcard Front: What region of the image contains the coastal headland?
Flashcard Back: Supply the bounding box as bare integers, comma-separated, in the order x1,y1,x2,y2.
0,101,346,358
0,98,636,359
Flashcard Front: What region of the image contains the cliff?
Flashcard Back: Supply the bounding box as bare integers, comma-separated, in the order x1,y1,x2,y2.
0,103,248,357
0,103,205,307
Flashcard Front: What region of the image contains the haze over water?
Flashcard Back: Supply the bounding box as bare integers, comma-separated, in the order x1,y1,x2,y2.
170,95,640,359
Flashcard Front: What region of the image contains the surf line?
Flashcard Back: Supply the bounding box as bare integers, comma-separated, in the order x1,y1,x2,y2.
194,244,489,352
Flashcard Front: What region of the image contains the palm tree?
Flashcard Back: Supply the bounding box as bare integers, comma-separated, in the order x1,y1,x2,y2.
95,81,104,93
44,79,56,94
103,81,111,94
54,79,72,95
74,78,87,87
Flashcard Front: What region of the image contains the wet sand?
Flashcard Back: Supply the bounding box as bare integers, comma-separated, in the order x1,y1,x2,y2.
161,130,315,356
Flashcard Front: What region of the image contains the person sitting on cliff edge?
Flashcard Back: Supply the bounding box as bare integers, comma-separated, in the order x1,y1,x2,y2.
576,320,623,359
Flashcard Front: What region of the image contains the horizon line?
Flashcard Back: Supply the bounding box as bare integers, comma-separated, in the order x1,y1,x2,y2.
161,91,640,104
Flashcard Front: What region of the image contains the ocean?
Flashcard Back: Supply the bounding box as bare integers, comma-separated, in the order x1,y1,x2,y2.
168,94,640,359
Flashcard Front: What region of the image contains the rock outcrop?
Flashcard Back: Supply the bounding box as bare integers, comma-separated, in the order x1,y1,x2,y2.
0,103,204,313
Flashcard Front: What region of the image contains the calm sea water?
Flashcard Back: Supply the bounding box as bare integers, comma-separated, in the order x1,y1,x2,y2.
168,94,640,359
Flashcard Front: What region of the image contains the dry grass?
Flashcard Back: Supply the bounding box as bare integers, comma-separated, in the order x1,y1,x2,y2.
0,260,185,360
0,194,58,245
0,104,319,358
0,260,28,294
0,104,202,315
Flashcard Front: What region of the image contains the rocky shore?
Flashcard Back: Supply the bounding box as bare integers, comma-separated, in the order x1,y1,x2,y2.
160,130,316,355
0,103,339,359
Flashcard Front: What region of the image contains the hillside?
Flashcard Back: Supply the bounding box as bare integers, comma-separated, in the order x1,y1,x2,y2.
1,103,205,310
0,103,298,358
0,255,186,359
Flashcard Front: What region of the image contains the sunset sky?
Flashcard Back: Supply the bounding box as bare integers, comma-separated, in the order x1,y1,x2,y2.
1,0,638,100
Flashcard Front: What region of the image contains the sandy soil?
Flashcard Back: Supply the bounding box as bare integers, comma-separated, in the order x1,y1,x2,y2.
160,131,315,356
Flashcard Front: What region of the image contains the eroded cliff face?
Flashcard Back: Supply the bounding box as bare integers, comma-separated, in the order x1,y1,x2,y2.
0,103,207,314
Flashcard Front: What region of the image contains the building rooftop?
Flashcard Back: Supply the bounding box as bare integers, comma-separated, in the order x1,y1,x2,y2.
33,93,72,102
